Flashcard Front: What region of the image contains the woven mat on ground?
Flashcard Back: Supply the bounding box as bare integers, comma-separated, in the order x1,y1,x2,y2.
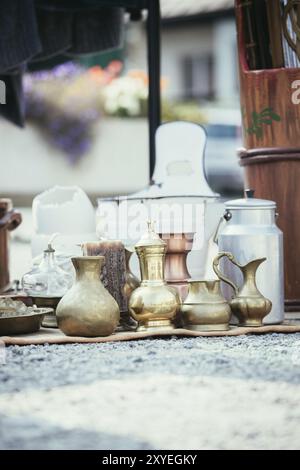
1,314,300,346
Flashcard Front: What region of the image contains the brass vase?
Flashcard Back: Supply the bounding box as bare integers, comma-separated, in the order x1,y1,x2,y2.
129,223,180,331
56,256,120,337
159,232,194,300
181,280,231,331
213,252,272,327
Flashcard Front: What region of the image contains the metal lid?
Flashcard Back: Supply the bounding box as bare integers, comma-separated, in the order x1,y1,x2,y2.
135,221,166,248
225,189,276,210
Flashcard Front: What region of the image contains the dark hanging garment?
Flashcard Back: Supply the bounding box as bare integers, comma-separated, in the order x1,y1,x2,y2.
31,9,72,62
33,1,124,59
0,0,125,127
0,0,41,73
0,69,25,127
0,0,40,126
68,7,124,56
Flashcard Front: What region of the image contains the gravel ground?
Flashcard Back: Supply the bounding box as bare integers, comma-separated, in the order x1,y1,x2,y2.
1,333,300,450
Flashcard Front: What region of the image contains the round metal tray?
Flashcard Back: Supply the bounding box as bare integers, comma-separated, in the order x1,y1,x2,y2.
0,308,53,336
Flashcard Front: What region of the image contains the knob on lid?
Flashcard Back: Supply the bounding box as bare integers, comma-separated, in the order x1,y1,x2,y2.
44,243,55,253
225,189,276,210
244,189,255,199
135,221,166,247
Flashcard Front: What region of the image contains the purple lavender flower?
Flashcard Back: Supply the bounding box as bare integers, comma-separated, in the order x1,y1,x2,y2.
24,62,101,163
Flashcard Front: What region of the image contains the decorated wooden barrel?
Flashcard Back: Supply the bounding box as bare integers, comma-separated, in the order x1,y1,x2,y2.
236,0,300,310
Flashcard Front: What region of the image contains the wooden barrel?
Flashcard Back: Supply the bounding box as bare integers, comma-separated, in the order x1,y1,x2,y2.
236,0,300,310
236,0,300,148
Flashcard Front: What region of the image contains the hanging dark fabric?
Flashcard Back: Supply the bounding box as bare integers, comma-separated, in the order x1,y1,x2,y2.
0,0,41,74
0,0,124,127
0,69,25,127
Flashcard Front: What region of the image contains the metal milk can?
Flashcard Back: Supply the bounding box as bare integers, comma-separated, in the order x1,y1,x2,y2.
216,189,284,324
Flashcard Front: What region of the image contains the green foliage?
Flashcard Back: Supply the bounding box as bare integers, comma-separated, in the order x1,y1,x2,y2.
246,107,281,138
162,101,206,124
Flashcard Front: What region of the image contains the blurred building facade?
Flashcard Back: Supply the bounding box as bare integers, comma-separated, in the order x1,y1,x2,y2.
0,0,242,204
127,0,238,106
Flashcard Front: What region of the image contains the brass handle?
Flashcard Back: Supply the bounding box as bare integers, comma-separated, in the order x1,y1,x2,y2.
213,211,232,244
213,252,239,295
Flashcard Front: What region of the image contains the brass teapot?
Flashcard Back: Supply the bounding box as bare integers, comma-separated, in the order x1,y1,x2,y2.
129,222,180,331
213,252,272,327
181,279,231,331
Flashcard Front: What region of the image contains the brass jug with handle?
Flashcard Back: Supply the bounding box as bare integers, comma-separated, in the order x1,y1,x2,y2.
181,279,231,331
213,252,272,327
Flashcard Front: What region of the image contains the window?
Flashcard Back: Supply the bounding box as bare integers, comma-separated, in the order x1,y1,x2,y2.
182,55,214,100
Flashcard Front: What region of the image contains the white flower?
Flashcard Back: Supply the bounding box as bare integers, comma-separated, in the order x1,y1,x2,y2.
103,76,148,116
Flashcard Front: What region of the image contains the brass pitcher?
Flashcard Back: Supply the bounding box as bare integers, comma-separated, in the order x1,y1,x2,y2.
213,252,272,327
129,222,180,331
181,279,231,331
57,256,120,337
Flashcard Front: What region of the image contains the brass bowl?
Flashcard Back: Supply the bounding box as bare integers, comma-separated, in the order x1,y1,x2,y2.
0,308,53,335
30,296,61,328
